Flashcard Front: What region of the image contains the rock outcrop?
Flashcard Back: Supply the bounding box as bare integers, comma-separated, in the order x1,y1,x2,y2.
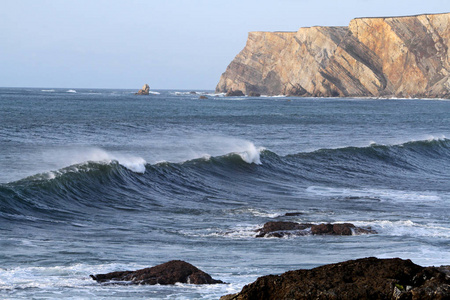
216,13,450,98
255,221,376,238
135,84,150,95
90,260,223,285
226,89,245,96
220,257,450,300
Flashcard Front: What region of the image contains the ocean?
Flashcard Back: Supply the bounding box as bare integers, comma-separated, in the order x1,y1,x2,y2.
0,87,449,299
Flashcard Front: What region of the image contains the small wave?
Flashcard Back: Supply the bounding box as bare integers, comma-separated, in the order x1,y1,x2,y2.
351,220,450,238
66,89,77,93
41,89,55,92
237,144,263,164
306,186,441,203
149,91,160,95
35,147,147,178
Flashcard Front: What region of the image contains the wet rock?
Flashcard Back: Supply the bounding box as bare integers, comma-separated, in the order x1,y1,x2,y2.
90,260,223,285
135,84,150,95
226,89,245,97
255,221,310,238
248,91,261,97
220,257,450,300
255,221,376,238
199,95,208,99
283,212,303,217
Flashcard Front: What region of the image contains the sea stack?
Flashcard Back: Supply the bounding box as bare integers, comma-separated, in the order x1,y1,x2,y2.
135,84,150,95
216,13,450,99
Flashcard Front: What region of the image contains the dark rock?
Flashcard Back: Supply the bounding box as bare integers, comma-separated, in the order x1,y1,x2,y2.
90,260,223,285
221,257,450,300
255,221,376,238
226,89,245,97
248,91,261,97
255,221,310,238
135,84,150,95
189,91,197,94
310,223,334,235
199,95,208,99
283,212,303,217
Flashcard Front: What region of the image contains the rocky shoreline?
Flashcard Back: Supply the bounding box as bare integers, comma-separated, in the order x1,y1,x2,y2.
89,258,450,299
221,257,450,300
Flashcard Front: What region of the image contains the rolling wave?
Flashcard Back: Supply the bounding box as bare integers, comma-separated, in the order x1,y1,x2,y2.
1,138,448,221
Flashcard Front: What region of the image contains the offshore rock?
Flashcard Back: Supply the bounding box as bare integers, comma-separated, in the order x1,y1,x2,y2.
220,257,450,300
216,13,450,98
255,221,376,237
90,260,223,285
135,84,150,95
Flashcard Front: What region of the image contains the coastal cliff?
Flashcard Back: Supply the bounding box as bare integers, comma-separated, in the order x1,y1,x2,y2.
216,13,450,98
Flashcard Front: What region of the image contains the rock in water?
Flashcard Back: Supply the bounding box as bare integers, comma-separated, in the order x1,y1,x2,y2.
225,89,245,97
216,13,450,99
221,257,450,300
255,221,376,237
90,260,223,285
135,84,150,95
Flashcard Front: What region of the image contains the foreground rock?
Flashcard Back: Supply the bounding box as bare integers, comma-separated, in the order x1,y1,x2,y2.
256,221,376,237
221,257,450,300
135,84,150,95
217,13,450,99
90,260,223,285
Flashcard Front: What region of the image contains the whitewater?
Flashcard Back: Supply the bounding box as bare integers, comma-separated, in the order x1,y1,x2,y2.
0,87,449,299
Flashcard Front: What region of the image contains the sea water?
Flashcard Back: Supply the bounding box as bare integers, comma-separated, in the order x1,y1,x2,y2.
0,88,449,299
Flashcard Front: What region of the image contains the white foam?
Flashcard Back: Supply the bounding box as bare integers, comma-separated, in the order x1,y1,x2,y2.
149,91,160,95
306,186,442,203
41,147,147,175
66,89,77,93
351,220,450,238
237,143,263,164
144,135,263,166
41,89,55,92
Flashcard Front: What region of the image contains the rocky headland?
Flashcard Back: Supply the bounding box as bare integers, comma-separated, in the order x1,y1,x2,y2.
221,257,450,300
216,13,450,98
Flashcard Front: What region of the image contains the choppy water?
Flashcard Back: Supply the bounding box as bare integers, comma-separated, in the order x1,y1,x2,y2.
1,88,449,299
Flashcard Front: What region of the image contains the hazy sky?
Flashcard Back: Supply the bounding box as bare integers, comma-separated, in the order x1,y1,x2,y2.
1,0,449,90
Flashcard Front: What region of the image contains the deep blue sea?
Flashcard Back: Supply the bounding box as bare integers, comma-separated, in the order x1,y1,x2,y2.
0,87,449,299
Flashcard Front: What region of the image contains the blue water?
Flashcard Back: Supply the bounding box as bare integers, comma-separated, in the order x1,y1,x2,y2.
1,87,449,299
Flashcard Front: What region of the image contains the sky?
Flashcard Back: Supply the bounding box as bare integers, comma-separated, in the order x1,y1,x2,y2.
1,0,449,90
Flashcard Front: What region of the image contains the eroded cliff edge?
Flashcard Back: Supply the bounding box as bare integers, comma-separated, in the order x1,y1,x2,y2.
216,13,450,98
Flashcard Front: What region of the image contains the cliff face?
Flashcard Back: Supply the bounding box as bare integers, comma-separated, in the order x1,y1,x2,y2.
216,13,450,98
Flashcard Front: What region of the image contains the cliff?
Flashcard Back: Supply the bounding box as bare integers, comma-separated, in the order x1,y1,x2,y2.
216,13,450,98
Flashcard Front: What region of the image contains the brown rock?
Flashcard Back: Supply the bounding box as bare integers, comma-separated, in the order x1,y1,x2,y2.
283,212,303,217
199,95,208,99
248,91,261,97
255,221,310,238
135,84,150,95
216,13,450,99
90,260,223,285
221,257,450,300
226,89,245,97
256,221,376,238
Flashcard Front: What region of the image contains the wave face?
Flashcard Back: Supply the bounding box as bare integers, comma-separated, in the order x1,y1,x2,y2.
1,88,450,299
2,138,449,224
